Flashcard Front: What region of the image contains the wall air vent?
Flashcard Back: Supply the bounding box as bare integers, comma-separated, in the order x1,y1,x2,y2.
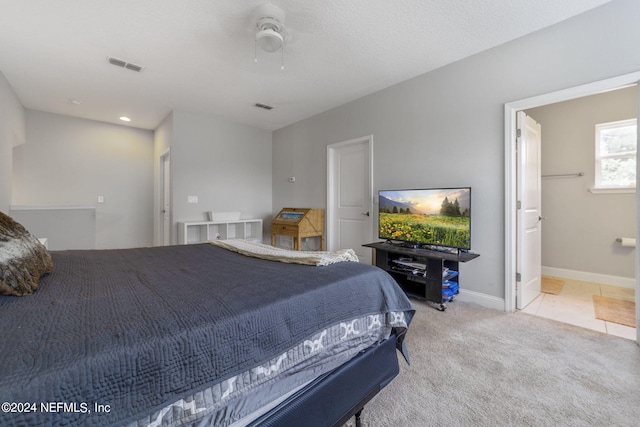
107,57,144,72
254,103,274,110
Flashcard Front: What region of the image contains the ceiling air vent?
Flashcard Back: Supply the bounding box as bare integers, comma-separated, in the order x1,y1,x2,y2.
125,63,143,72
107,57,144,72
254,103,274,110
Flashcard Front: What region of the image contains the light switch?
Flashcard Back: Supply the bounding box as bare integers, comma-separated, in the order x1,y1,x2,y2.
188,196,199,204
97,196,105,204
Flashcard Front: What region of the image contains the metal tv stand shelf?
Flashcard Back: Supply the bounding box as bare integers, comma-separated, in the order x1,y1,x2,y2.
363,242,479,311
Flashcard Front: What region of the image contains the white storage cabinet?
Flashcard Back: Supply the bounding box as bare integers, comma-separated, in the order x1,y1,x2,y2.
178,219,263,244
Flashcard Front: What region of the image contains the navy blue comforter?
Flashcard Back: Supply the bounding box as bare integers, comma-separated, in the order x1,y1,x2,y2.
0,243,413,426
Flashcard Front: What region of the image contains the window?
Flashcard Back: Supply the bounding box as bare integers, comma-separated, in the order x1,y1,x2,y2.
594,118,636,190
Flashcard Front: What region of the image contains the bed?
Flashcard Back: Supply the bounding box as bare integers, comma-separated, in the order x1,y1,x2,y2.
0,223,414,427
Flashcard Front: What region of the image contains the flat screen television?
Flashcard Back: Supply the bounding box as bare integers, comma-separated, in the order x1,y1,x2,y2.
378,187,471,250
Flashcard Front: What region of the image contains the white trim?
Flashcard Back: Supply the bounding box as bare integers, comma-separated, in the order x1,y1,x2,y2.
594,118,637,190
504,103,518,313
455,289,505,312
10,205,95,210
542,266,636,289
504,71,640,315
326,135,373,253
158,148,171,246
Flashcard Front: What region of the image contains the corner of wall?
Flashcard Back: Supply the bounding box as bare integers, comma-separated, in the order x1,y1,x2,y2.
0,70,25,212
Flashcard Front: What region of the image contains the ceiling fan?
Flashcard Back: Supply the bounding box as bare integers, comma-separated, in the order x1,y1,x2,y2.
252,3,288,69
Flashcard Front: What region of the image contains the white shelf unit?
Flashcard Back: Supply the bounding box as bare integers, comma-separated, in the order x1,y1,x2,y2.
178,219,263,245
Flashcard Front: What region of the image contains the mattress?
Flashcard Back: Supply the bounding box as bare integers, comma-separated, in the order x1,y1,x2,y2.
249,330,402,427
0,243,414,426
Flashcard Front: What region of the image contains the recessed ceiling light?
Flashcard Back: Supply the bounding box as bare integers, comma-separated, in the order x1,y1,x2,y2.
119,116,131,122
69,99,81,105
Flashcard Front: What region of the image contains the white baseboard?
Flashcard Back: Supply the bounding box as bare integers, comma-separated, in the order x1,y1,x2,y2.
542,266,636,289
456,289,506,312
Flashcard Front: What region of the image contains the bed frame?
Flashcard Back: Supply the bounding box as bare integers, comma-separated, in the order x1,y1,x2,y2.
251,332,400,427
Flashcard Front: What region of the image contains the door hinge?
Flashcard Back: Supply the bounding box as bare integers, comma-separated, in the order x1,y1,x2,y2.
516,201,521,210
516,272,521,282
516,128,522,138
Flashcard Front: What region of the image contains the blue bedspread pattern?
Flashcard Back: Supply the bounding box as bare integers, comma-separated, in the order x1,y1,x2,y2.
128,311,409,426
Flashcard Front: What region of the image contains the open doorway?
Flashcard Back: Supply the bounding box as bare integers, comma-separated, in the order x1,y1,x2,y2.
504,72,640,342
520,87,637,340
159,149,171,246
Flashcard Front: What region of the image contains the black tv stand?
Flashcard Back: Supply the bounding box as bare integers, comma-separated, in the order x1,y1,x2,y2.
386,240,467,256
363,242,479,311
400,242,422,249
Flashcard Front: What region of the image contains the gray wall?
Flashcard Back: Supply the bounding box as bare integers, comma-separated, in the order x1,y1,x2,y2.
0,71,25,212
9,206,96,250
273,0,640,305
12,110,154,249
527,87,636,279
167,110,272,244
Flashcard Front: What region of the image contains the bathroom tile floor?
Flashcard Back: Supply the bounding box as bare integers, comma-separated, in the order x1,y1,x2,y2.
520,277,636,341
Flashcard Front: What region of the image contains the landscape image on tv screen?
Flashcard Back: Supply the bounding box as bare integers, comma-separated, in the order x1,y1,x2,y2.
379,188,471,249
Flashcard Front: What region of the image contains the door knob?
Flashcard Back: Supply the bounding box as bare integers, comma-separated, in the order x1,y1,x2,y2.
362,212,370,217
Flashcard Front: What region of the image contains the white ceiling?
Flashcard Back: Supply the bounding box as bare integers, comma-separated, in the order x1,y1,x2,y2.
0,0,613,131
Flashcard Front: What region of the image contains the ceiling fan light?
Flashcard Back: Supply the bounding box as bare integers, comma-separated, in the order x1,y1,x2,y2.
256,28,283,52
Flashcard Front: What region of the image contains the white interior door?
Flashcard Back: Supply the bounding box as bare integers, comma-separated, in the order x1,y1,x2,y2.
161,152,171,246
516,111,543,309
327,136,373,264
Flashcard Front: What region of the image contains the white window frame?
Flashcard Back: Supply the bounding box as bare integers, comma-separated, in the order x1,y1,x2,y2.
592,118,636,193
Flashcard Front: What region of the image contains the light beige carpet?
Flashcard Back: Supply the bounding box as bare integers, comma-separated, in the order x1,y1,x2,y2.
346,300,640,426
593,295,636,328
541,276,564,295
